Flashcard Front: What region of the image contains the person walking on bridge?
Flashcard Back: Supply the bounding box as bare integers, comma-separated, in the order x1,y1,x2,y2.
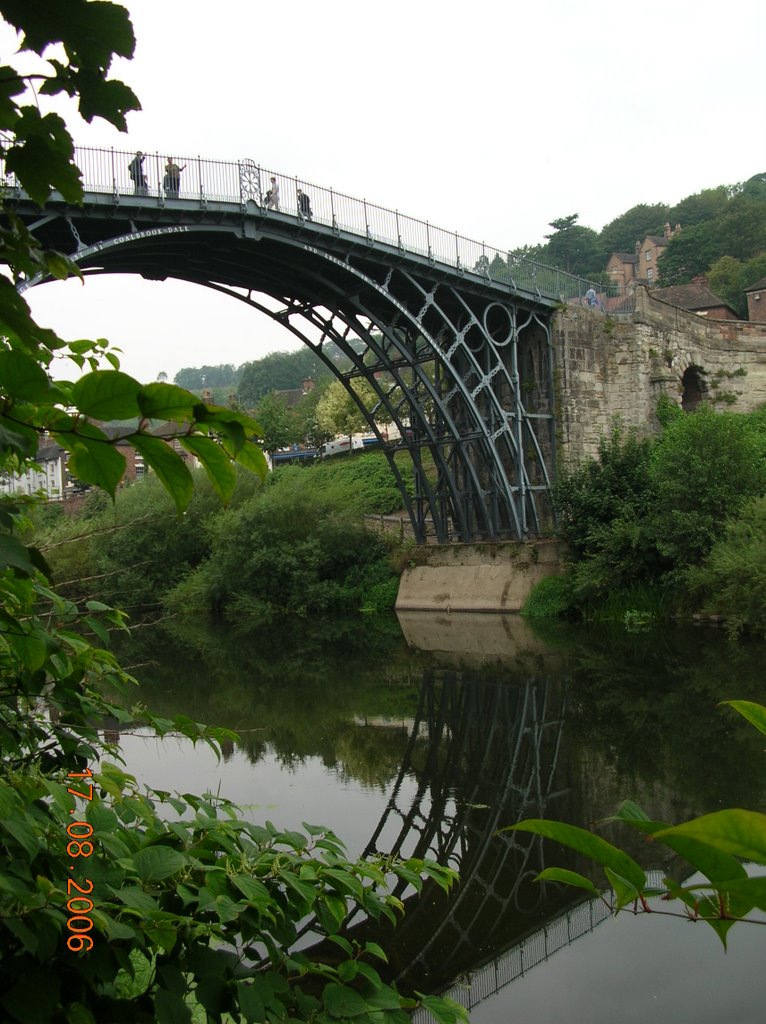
128,151,147,195
268,176,282,209
163,157,186,198
297,188,313,220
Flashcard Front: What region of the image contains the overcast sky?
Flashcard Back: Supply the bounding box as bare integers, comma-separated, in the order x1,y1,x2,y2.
12,0,766,383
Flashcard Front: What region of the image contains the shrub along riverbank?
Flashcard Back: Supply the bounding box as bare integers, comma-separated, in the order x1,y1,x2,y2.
524,399,766,636
35,452,413,629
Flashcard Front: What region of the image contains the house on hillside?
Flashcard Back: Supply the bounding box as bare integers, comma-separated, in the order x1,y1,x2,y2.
745,278,766,322
0,430,146,501
649,277,739,319
274,377,316,407
0,440,68,500
606,223,681,287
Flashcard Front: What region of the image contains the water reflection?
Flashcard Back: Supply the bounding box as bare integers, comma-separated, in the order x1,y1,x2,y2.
113,613,766,1017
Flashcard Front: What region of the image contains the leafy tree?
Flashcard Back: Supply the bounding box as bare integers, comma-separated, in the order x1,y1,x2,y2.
648,407,766,568
708,253,766,318
688,495,766,637
238,349,333,407
0,6,465,1023
597,203,669,256
317,379,376,439
668,186,731,228
539,213,604,278
742,171,766,201
653,219,722,285
174,363,241,390
290,381,335,449
253,390,297,453
164,485,397,625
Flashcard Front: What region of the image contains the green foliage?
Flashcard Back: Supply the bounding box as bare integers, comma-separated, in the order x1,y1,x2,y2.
538,213,604,278
1,765,463,1022
597,203,669,256
658,186,766,287
163,482,398,625
551,407,766,623
521,574,573,619
708,253,766,318
648,407,766,567
687,495,766,637
237,349,334,407
174,363,241,390
254,390,297,453
510,703,766,945
0,7,464,1023
316,379,387,439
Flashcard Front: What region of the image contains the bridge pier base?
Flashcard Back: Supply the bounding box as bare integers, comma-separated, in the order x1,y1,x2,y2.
395,540,563,613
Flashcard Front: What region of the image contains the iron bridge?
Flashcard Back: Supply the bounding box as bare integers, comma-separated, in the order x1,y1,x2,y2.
7,146,601,543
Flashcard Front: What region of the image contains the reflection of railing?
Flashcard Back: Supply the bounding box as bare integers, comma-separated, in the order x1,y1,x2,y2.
1,141,605,304
414,871,665,1020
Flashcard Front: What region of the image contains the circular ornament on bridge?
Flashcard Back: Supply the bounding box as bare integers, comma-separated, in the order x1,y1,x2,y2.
239,159,262,205
482,302,515,347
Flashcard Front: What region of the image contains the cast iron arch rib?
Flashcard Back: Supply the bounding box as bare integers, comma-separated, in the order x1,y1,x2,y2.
13,184,562,542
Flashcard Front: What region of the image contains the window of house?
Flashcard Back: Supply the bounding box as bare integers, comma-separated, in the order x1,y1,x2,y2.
647,268,654,280
645,250,652,260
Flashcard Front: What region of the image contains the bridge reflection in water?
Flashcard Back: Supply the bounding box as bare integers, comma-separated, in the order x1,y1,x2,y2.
296,611,615,1012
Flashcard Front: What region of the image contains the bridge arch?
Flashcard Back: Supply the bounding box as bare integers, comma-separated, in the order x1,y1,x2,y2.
11,148,600,542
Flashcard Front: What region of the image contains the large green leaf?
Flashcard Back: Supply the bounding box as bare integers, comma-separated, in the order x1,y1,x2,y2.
0,533,37,574
128,434,194,513
1,0,130,57
322,983,372,1018
152,989,192,1024
57,432,126,496
137,383,200,421
132,846,187,884
0,349,61,402
656,811,766,864
722,700,766,738
506,819,647,890
234,439,269,478
179,435,236,503
610,800,748,886
535,867,600,895
5,109,82,205
70,369,142,420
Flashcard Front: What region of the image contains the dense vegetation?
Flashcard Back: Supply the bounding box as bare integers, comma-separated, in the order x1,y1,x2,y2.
0,6,464,1023
37,452,409,631
524,401,766,636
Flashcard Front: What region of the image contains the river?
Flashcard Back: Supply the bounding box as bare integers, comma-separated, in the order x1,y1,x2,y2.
112,611,766,1023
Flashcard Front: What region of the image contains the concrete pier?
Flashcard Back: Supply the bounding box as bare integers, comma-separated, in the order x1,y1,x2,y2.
395,540,563,613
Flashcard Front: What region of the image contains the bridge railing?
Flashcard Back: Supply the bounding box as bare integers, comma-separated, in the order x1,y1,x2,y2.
4,141,610,304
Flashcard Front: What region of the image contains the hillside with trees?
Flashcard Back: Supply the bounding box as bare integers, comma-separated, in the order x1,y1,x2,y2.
515,171,766,315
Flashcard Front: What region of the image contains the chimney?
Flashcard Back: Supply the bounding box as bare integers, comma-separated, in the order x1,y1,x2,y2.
302,378,315,393
663,222,671,238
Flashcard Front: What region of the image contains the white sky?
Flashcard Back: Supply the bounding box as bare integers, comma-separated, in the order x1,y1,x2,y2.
10,0,766,383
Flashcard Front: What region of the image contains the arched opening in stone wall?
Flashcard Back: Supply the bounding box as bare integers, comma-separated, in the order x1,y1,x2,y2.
681,365,707,412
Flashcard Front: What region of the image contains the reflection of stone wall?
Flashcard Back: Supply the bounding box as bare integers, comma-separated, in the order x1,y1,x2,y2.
396,609,565,672
554,286,766,467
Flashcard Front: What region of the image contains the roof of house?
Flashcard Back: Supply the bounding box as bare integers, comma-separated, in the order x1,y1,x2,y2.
745,277,766,292
643,235,670,247
609,252,638,264
650,282,737,315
